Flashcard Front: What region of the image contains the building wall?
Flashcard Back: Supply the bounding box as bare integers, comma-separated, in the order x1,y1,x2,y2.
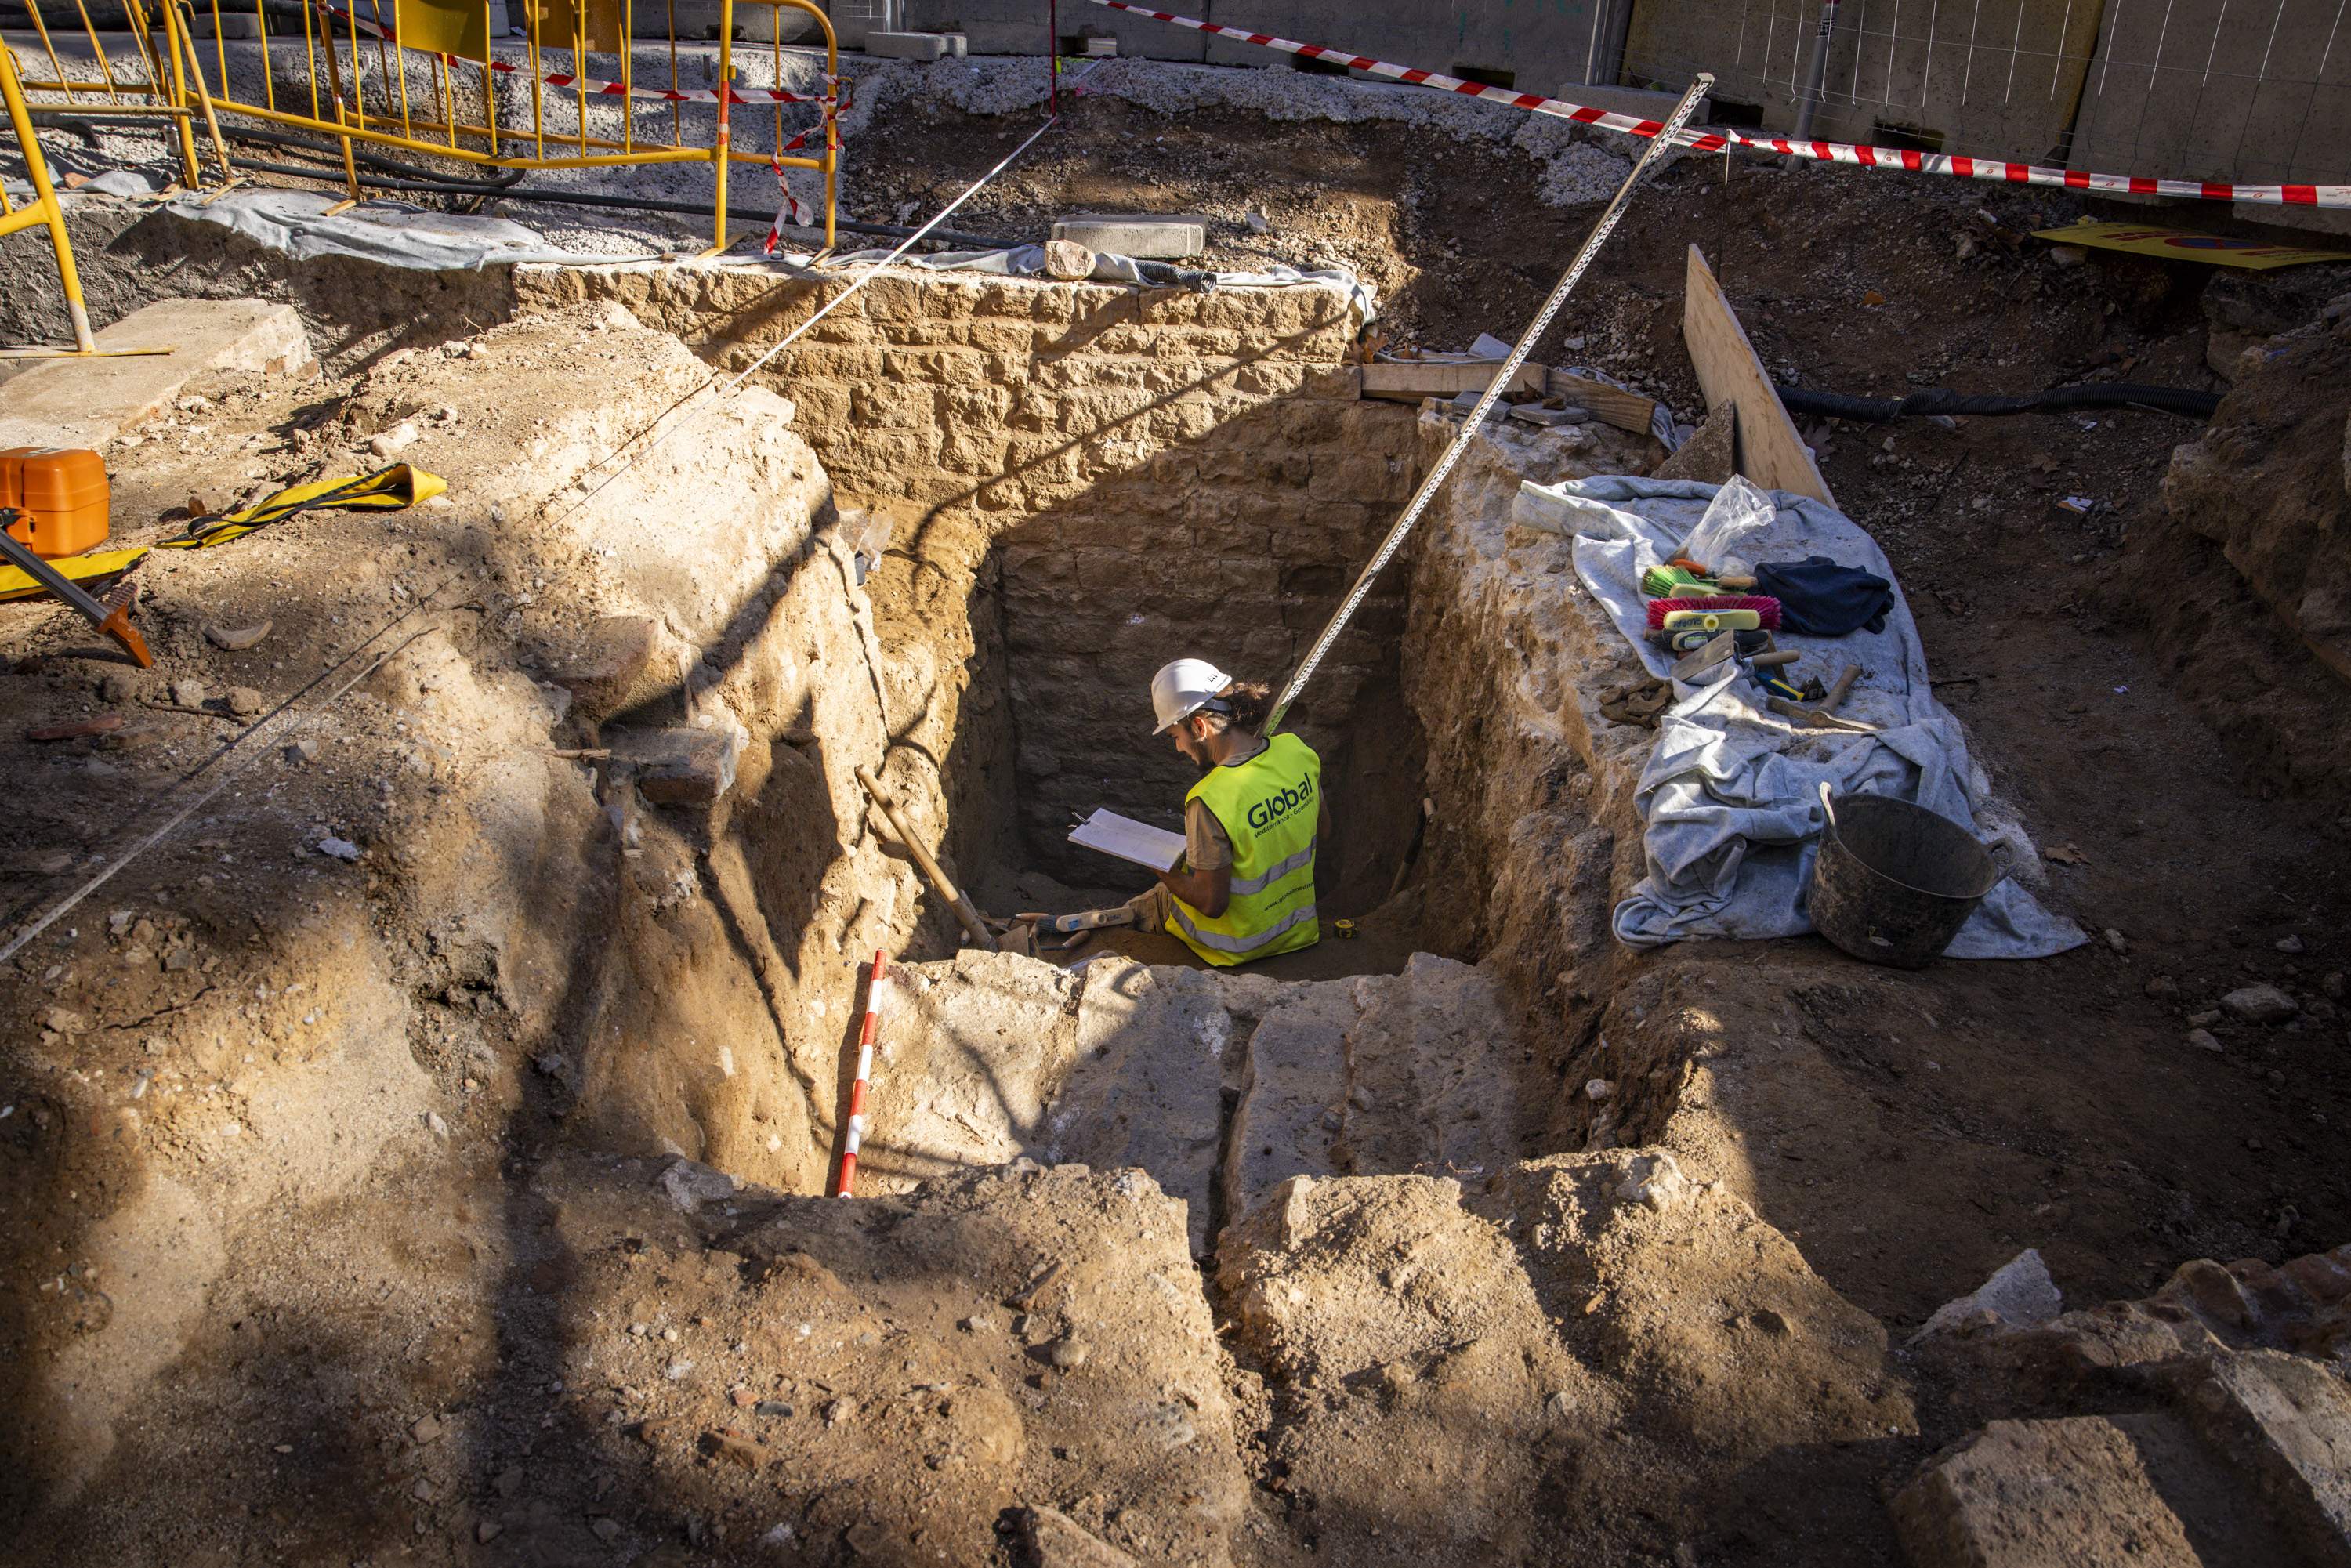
2070,0,2351,232
890,0,1633,93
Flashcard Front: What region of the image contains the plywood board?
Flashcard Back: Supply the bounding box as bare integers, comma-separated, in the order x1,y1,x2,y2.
1546,369,1656,437
1681,246,1835,509
1360,361,1545,401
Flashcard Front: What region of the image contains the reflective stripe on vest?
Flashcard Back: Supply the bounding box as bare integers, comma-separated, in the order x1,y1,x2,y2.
1170,731,1322,967
1168,893,1318,956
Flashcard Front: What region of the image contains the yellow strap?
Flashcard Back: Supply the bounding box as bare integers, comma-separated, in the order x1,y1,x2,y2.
157,464,449,549
3,465,446,603
0,546,149,602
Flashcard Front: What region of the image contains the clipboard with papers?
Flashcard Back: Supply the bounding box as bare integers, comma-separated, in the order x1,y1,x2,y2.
1067,808,1186,873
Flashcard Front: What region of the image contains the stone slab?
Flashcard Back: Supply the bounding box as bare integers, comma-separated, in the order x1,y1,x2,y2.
875,951,1089,1182
1653,400,1737,485
1892,1418,2201,1568
866,29,949,60
1050,214,1208,260
0,299,313,451
2169,1350,2351,1566
1223,980,1361,1224
1050,958,1232,1256
1336,953,1522,1181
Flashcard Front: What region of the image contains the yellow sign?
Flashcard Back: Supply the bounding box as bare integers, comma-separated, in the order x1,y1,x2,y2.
394,0,491,59
2032,220,2351,270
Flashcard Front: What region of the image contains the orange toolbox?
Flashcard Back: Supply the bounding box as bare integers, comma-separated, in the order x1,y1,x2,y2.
0,447,111,558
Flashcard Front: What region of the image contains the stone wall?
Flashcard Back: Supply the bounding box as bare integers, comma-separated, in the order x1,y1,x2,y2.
519,264,1423,887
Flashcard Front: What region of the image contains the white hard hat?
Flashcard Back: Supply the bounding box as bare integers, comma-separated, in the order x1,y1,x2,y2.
1150,658,1233,734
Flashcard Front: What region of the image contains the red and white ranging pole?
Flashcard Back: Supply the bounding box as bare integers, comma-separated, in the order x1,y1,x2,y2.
835,950,887,1197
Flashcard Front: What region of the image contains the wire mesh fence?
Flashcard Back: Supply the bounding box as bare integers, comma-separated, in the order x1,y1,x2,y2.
1620,0,2349,190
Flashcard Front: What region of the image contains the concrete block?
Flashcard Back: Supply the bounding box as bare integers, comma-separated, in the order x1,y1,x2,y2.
1892,1418,2201,1568
866,30,948,60
1050,213,1208,260
0,299,314,451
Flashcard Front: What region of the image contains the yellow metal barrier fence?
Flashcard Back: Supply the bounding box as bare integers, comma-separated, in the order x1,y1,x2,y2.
1,39,101,350
4,0,838,263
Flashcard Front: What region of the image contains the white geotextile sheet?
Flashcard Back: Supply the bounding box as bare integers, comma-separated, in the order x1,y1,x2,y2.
161,189,641,270
1516,474,2085,960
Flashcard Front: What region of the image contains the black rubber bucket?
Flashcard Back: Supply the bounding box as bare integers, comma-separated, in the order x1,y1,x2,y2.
1807,784,2006,968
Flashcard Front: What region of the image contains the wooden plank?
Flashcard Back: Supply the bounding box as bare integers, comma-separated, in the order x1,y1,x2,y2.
1545,368,1657,436
1681,245,1836,509
1360,360,1545,401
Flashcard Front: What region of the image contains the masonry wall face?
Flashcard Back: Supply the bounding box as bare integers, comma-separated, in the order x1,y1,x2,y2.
519,265,1422,885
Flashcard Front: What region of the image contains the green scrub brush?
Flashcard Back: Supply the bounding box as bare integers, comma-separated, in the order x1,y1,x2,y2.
1640,563,1759,596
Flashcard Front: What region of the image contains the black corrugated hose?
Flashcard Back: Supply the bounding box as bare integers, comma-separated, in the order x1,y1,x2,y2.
1777,382,2222,421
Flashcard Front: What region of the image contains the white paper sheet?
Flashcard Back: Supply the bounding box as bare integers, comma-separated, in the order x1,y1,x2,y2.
1068,809,1186,873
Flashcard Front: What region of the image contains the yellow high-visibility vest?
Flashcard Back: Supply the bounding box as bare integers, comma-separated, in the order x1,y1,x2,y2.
1169,733,1321,966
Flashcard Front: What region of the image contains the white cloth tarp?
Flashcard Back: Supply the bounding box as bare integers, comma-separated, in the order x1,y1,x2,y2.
160,188,638,270
1516,473,2085,960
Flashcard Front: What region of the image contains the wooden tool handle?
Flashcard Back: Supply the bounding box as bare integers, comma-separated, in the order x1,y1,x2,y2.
856,762,994,949
1751,650,1800,668
1716,574,1758,589
1821,665,1860,712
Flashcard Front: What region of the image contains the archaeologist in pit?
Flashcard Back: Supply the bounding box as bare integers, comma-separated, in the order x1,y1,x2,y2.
1125,659,1331,966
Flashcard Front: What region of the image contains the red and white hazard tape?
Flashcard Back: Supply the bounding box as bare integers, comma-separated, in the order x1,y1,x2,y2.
1088,0,2351,209
310,0,842,105
763,129,820,252
834,950,887,1197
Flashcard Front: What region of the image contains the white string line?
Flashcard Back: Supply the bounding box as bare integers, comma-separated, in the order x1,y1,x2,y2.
0,622,442,965
2053,0,2076,96
0,62,1097,969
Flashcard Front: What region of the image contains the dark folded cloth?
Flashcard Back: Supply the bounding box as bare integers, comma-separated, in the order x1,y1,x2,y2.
1752,556,1895,636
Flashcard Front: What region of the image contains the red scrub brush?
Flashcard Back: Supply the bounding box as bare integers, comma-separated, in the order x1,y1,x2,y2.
1646,594,1781,630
